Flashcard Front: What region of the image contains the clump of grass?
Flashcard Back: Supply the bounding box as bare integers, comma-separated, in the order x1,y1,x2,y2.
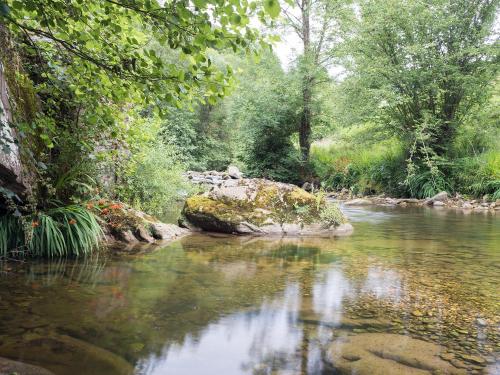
451,151,500,199
0,205,103,258
0,215,25,257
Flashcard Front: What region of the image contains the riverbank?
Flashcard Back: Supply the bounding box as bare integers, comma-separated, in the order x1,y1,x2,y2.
328,189,500,213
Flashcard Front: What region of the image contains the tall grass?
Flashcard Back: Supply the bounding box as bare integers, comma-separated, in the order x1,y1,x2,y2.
312,136,500,199
311,137,408,196
451,151,500,199
0,205,103,258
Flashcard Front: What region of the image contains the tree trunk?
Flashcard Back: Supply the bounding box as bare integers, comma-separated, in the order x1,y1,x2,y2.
300,0,312,164
300,82,312,162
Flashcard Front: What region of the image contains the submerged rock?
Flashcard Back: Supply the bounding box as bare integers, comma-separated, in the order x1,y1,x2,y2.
325,333,466,375
0,334,133,375
180,178,353,236
299,311,393,331
0,357,55,375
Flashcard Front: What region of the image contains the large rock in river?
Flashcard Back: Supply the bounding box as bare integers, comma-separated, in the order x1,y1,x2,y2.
180,178,353,236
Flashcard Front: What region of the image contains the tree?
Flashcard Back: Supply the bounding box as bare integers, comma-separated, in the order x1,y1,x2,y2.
282,0,351,163
228,52,302,183
0,0,280,205
0,0,281,112
347,0,499,163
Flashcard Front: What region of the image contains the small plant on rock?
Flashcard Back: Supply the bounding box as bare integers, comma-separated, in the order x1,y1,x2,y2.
319,204,346,227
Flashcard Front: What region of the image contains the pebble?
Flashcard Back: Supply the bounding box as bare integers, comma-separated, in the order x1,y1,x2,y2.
451,359,468,369
460,354,485,365
440,353,455,361
476,318,487,327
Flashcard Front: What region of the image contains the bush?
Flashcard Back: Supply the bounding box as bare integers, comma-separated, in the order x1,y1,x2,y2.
116,142,194,218
312,133,500,199
319,203,346,227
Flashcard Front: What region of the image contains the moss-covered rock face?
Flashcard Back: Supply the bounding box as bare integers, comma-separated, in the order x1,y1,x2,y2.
181,178,353,236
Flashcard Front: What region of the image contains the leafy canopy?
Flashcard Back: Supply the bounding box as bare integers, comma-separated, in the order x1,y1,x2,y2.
1,0,280,110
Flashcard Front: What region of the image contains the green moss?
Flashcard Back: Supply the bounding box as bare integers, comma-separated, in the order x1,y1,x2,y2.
184,195,244,224
0,27,38,123
286,188,317,206
183,183,330,229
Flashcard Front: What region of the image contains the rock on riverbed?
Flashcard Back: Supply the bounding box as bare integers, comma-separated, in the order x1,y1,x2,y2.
180,178,353,236
0,333,133,375
0,357,55,375
325,333,467,375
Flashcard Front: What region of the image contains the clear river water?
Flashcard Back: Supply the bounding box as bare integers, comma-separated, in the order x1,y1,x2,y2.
0,205,498,374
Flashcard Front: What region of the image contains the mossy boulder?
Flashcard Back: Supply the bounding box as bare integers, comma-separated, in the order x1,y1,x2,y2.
180,178,353,236
90,200,188,245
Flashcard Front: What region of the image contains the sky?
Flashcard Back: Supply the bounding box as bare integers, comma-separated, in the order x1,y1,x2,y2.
274,29,302,70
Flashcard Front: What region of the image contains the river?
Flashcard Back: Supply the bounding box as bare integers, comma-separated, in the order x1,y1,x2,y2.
0,206,498,374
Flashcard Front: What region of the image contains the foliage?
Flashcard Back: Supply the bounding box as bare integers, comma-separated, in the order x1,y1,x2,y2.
0,205,103,258
311,0,500,198
312,130,500,199
451,151,500,199
281,0,354,162
319,203,346,227
115,141,193,218
160,104,235,171
227,53,302,183
311,125,408,195
0,215,25,257
0,0,278,215
336,0,499,185
1,0,275,110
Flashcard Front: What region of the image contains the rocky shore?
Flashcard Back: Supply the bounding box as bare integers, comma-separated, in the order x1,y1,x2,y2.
328,188,500,212
94,202,189,249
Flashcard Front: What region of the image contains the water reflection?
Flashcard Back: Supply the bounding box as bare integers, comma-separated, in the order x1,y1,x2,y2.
0,206,498,374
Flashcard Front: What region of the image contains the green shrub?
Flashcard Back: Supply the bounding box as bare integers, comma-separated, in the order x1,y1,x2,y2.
116,142,195,219
319,203,346,227
405,167,451,198
0,205,103,258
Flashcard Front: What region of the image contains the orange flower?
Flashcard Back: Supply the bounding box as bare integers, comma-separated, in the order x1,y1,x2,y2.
69,219,77,225
98,199,106,206
86,202,94,210
31,221,39,228
102,208,109,215
109,203,122,210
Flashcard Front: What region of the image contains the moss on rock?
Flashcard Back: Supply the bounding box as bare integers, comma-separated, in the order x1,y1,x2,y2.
181,178,351,235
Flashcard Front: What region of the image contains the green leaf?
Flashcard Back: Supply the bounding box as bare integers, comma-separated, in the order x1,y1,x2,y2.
263,0,280,18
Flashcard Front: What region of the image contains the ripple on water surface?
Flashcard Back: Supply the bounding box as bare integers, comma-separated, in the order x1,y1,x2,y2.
0,206,498,375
